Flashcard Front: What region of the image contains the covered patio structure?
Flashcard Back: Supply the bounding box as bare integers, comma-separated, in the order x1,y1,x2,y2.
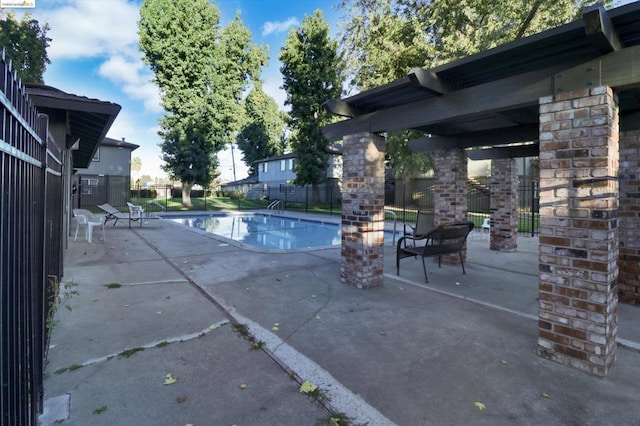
323,2,640,376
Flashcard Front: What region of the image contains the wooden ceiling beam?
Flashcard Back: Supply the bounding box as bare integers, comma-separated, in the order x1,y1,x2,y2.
323,66,559,141
467,144,539,160
554,44,640,94
408,124,539,152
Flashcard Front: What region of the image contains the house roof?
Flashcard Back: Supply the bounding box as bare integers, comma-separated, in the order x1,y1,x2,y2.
323,2,640,159
254,145,343,164
25,83,121,168
101,136,139,151
254,152,297,164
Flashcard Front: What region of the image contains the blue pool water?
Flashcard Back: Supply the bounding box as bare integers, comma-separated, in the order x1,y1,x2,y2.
168,213,395,250
169,213,340,250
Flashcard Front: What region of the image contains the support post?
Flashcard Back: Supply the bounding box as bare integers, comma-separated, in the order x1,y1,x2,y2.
340,133,386,288
537,86,619,376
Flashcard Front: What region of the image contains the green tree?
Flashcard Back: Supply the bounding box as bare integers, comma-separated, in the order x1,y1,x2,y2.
236,82,287,176
138,0,266,206
279,10,343,202
0,11,50,84
131,156,142,175
338,0,610,179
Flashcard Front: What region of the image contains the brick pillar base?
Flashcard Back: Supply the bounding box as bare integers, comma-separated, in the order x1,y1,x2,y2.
537,86,618,376
490,158,518,252
618,130,640,304
341,133,385,288
432,148,468,265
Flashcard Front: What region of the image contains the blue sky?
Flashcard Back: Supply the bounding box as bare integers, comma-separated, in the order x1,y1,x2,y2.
21,0,341,181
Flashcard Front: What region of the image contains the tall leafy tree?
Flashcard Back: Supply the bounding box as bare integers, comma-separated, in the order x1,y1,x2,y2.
279,10,343,202
338,0,610,179
138,0,265,206
0,11,50,84
236,82,287,176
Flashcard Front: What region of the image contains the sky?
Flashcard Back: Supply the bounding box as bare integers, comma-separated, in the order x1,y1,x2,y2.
17,0,342,182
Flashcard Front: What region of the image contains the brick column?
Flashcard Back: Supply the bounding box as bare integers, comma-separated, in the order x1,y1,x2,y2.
489,158,518,252
537,86,619,376
432,148,468,265
618,130,640,304
341,132,385,288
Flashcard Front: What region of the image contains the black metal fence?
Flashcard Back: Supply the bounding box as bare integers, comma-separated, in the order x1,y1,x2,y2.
0,57,62,424
385,177,539,235
88,177,538,235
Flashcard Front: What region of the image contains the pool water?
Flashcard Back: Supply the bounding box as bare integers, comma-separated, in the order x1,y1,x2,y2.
168,213,395,250
169,213,340,250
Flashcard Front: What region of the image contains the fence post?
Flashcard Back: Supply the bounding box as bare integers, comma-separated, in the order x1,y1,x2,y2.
531,180,537,237
330,184,333,216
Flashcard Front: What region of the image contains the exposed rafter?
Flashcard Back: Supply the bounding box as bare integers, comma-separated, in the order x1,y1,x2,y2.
407,68,453,96
584,4,622,53
323,99,362,118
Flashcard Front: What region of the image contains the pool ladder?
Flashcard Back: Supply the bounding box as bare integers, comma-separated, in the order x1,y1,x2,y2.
267,199,283,213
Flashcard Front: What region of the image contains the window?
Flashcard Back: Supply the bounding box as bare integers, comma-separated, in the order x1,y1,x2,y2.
92,148,100,162
280,160,286,171
261,162,268,173
288,159,294,170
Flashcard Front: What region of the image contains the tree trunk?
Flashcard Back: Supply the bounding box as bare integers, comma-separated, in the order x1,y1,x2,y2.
311,184,321,204
181,181,193,207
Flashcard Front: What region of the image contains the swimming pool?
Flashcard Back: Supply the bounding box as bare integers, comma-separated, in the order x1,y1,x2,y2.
168,213,340,250
167,213,395,250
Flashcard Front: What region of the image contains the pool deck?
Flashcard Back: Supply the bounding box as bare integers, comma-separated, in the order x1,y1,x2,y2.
40,210,640,425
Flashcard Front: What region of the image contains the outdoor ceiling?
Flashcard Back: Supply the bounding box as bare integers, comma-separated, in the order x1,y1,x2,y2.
323,2,640,159
25,84,121,168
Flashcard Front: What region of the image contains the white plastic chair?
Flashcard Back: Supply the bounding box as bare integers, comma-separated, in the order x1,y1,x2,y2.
481,217,491,236
73,209,105,243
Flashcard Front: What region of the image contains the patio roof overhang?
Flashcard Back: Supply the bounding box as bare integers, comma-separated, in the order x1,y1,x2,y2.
25,83,121,168
323,2,640,158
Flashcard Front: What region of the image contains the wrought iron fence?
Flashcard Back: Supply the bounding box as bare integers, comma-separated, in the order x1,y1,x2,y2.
87,177,538,236
0,56,62,425
385,178,539,235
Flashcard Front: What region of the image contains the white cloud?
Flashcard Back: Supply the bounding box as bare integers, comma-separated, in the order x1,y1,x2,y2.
97,55,162,113
41,0,140,60
262,17,299,36
36,1,162,115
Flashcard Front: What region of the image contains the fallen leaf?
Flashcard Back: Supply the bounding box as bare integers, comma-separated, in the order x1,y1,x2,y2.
474,401,486,411
274,322,280,326
209,324,217,330
163,374,178,385
123,304,130,307
156,311,163,315
92,299,99,303
239,383,248,390
315,315,321,320
541,392,550,398
299,380,318,394
329,418,340,426
500,360,507,365
272,326,279,331
176,395,187,403
399,286,405,291
311,294,317,298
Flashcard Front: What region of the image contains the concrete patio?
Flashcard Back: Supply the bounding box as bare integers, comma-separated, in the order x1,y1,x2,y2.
40,213,640,425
